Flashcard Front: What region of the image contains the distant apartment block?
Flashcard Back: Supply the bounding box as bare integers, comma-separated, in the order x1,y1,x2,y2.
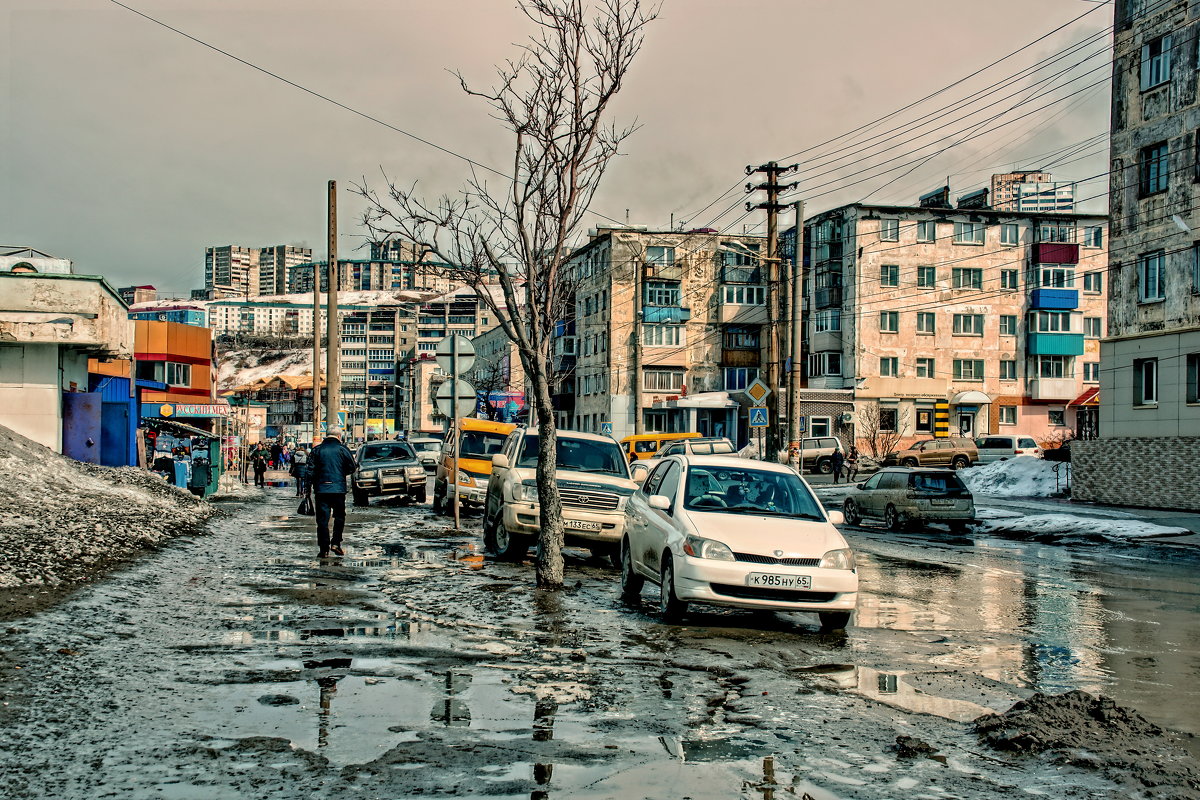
203,244,313,298
991,172,1076,213
257,246,312,295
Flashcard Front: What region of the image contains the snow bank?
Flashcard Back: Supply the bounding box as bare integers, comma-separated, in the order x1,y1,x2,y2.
978,513,1188,540
210,473,265,501
959,458,1065,498
0,424,214,588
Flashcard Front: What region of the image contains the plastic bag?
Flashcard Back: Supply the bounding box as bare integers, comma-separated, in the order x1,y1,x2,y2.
298,492,315,516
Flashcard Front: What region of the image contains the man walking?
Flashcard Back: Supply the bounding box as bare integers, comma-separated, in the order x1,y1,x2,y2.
830,447,845,485
308,427,358,558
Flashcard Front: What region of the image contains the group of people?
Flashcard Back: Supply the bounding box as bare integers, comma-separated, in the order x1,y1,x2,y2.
829,445,860,484
243,441,311,488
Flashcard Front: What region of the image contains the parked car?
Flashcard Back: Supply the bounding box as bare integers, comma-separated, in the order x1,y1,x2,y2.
882,437,977,469
620,455,857,630
483,428,636,562
620,432,702,462
841,467,975,533
655,437,736,458
433,418,517,513
409,437,444,469
797,436,845,475
973,435,1043,464
351,440,427,506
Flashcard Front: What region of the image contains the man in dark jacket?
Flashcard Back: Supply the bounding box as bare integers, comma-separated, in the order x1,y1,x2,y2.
307,427,358,557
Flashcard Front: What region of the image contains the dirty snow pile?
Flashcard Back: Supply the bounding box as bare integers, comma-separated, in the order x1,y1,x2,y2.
217,348,312,390
978,513,1188,540
959,458,1064,497
0,424,214,588
209,472,265,501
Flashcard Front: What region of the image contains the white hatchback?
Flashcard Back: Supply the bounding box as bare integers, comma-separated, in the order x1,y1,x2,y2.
620,455,858,630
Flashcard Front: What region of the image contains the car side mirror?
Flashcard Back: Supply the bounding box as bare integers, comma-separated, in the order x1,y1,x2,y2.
826,509,845,525
492,453,509,469
648,495,671,511
855,482,865,489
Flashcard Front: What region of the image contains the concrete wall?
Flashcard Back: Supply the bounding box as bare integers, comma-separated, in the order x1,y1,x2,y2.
0,273,132,357
1072,436,1200,510
1101,327,1200,437
0,343,89,450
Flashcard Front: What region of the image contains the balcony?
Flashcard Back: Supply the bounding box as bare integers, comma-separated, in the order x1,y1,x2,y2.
1027,332,1085,356
1028,378,1077,401
643,306,691,324
718,302,768,324
1030,288,1078,309
1033,242,1079,265
643,261,683,281
815,287,842,309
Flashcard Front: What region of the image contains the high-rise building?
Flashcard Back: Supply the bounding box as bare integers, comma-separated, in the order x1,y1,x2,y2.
257,245,312,296
204,245,258,298
991,172,1076,213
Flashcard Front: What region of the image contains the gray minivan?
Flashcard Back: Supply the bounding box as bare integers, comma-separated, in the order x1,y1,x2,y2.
842,467,975,532
973,435,1043,464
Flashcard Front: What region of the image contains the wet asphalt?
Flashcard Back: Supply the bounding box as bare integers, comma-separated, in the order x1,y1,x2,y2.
1,480,1198,799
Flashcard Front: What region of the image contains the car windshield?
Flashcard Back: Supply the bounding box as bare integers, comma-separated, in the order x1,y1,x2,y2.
911,473,967,493
682,467,825,519
361,443,415,462
517,435,627,476
459,431,508,459
411,441,441,452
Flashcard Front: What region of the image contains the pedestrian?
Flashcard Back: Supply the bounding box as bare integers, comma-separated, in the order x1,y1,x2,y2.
830,447,845,485
252,451,268,487
307,427,358,558
270,441,283,470
845,445,860,482
290,447,309,496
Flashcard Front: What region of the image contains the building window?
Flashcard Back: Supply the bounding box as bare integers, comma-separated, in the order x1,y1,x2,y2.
723,326,760,349
645,281,681,306
810,416,832,437
999,405,1017,425
916,220,936,242
1140,141,1169,196
878,407,898,431
879,218,899,241
643,324,684,347
1048,409,1066,427
952,267,983,289
165,362,192,386
1083,226,1103,248
1083,272,1103,293
1001,269,1019,289
952,314,984,335
1140,33,1173,91
880,264,899,287
1000,360,1017,380
915,357,935,378
917,265,936,288
916,312,936,334
813,310,841,333
643,369,684,392
1084,317,1102,338
645,245,675,267
721,241,759,268
1084,362,1100,382
1000,224,1019,246
722,284,766,305
723,367,759,391
999,315,1018,336
1138,251,1166,302
809,352,843,377
1186,353,1200,403
1039,222,1076,243
953,221,985,245
879,311,899,333
1039,266,1075,287
953,359,984,380
915,409,934,432
1134,358,1158,405
1031,311,1073,332
880,357,899,377
1039,355,1073,378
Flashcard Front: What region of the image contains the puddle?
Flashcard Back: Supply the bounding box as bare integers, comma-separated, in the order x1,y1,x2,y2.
807,663,1014,722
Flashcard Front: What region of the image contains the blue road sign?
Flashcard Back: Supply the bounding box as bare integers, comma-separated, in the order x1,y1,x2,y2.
748,407,769,428
600,422,613,436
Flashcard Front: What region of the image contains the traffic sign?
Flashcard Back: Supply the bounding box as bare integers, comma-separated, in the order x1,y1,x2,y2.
748,407,769,428
600,422,613,436
436,377,477,420
744,378,771,405
435,335,476,376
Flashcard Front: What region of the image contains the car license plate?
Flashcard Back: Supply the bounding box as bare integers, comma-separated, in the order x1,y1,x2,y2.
746,573,811,590
564,520,602,532
931,499,954,506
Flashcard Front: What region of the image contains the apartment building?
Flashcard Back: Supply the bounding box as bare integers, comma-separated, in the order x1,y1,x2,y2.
204,246,259,299
565,227,768,441
256,246,313,295
991,172,1076,213
1071,0,1200,510
799,199,1108,446
338,303,417,434
287,259,458,294
471,324,527,422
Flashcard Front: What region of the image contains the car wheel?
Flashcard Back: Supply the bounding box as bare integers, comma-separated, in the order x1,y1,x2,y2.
842,499,861,526
414,487,427,504
901,458,919,468
948,521,969,535
590,544,620,569
659,557,688,623
492,521,527,561
816,457,832,475
352,488,369,507
951,456,969,469
619,540,644,603
885,504,904,532
819,611,852,631
432,487,444,514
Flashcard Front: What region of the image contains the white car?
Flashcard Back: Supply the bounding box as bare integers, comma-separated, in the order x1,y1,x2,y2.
408,437,443,469
973,435,1044,464
620,455,858,630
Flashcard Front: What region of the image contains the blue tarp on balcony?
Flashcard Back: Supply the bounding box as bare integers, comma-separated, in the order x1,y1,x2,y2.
1030,288,1078,309
643,306,691,324
1027,332,1085,355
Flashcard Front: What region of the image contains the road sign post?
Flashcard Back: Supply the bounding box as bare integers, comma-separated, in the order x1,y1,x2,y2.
749,407,769,428
436,335,477,529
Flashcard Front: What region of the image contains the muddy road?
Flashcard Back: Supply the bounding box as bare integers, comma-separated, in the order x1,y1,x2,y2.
2,486,1198,799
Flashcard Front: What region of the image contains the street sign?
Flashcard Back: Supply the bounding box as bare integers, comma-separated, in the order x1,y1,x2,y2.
744,378,771,405
748,407,769,428
436,377,477,420
600,422,613,436
435,335,476,376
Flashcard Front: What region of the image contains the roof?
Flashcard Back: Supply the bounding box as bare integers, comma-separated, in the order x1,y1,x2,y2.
800,201,1108,227
679,454,794,473
1068,387,1099,407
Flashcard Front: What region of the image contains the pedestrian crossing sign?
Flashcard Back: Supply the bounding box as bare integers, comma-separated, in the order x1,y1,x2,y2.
748,407,769,428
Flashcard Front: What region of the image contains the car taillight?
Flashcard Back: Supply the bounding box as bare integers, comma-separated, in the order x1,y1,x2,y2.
1015,449,1025,454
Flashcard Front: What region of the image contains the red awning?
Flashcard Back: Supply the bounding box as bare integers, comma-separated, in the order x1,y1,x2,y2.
1068,387,1099,407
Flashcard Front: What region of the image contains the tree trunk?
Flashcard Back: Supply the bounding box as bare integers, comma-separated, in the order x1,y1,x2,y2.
529,350,564,589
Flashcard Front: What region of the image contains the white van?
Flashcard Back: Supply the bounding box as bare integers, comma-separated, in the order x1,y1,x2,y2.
973,435,1043,464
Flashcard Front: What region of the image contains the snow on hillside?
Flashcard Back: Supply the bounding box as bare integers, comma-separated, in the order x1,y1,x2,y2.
959,458,1065,498
129,288,436,312
217,348,312,389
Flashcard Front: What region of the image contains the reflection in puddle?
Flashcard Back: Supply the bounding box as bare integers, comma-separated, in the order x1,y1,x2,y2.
813,664,998,722
221,610,442,646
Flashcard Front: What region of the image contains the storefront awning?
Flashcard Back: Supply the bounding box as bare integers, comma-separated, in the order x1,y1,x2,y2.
1068,387,1099,407
143,417,217,439
651,391,738,410
951,390,992,405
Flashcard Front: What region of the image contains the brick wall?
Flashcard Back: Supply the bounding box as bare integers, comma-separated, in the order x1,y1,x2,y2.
1072,437,1200,511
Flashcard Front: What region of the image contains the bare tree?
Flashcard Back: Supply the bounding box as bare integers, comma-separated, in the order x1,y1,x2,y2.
857,402,909,461
473,359,511,422
354,0,656,588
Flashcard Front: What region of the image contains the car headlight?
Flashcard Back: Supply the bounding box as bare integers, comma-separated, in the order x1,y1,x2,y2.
819,548,856,570
682,535,735,561
408,466,426,476
360,470,378,479
456,471,477,487
514,481,538,502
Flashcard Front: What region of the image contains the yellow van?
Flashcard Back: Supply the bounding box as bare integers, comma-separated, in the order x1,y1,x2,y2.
433,418,517,513
619,431,702,462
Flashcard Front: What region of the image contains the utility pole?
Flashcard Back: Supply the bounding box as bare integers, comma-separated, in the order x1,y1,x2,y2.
633,254,644,434
325,180,340,436
311,245,322,444
746,162,797,462
788,200,806,470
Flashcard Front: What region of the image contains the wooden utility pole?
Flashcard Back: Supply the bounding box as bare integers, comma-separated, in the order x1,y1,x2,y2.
311,231,322,443
632,253,644,434
788,201,805,469
325,180,340,435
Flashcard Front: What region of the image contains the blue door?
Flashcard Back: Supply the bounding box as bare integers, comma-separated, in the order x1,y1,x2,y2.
62,392,102,464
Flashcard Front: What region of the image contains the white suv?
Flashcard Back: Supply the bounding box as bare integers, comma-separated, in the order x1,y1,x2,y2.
483,428,637,562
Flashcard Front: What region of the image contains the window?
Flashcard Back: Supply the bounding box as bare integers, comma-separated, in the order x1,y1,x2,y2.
880,357,899,377
165,362,191,386
645,280,680,306
809,417,832,437
1134,358,1158,405
1032,310,1073,332
722,284,766,305
952,267,983,289
1039,266,1075,287
1187,353,1200,403
1084,362,1100,382
1039,355,1073,378
879,311,899,332
721,241,759,267
1083,272,1103,293
645,245,675,266
723,367,759,391
1000,360,1017,380
809,352,842,377
1140,33,1172,91
1138,251,1166,301
1039,223,1076,243
1140,142,1169,196
1048,409,1066,427
880,264,899,287
1001,224,1019,246
643,324,684,346
915,409,934,432
813,310,841,333
952,314,984,335
917,266,936,288
723,326,760,349
1083,226,1103,248
879,218,899,241
999,406,1017,425
643,369,684,392
916,312,936,334
916,220,936,242
1084,317,1102,338
1000,315,1018,336
954,359,984,380
915,357,935,378
1001,269,1019,289
878,408,898,431
953,221,984,245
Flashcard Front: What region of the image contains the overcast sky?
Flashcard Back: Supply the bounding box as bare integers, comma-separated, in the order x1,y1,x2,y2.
2,0,1113,295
